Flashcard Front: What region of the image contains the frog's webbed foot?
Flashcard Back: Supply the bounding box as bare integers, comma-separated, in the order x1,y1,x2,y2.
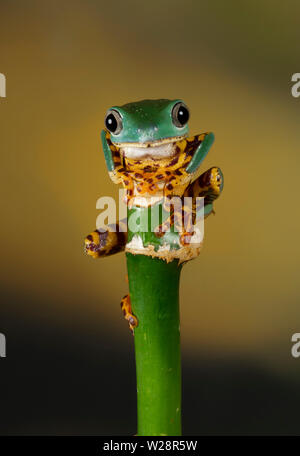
120,294,138,334
85,220,127,258
180,232,194,245
85,229,121,258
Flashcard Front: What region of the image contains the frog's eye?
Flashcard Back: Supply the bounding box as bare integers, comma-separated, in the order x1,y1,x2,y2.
105,109,123,135
171,102,189,128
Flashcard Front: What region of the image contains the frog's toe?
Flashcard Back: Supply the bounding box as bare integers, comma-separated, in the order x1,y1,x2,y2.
84,230,103,258
120,294,138,334
154,225,166,238
180,230,195,246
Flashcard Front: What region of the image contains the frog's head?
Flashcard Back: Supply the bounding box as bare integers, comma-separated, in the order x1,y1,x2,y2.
103,99,189,159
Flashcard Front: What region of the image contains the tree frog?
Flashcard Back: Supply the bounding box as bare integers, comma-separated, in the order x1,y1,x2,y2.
85,99,224,332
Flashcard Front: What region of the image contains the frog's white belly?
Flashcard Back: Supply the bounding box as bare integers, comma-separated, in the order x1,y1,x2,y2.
121,142,176,160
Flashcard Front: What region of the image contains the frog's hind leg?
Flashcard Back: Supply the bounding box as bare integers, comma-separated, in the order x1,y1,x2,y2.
154,193,196,240
180,203,196,245
120,294,138,334
154,212,175,238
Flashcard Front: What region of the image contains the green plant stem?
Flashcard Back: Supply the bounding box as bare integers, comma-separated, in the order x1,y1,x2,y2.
126,252,182,436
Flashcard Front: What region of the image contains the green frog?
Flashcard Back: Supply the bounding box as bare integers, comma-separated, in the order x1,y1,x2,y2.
85,99,224,331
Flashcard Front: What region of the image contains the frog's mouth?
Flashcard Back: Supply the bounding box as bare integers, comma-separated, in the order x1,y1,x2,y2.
114,135,186,160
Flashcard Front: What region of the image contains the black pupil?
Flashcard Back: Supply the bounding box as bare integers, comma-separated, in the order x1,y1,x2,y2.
177,106,189,125
106,113,118,132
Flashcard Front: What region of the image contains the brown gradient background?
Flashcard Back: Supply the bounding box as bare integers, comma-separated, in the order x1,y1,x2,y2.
0,0,300,435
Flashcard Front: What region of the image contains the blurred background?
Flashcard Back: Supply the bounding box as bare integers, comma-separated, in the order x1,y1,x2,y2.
0,0,300,435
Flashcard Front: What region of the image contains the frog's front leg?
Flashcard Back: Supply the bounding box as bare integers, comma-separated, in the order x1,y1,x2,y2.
101,129,136,204
120,294,138,334
85,219,127,258
159,132,215,209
